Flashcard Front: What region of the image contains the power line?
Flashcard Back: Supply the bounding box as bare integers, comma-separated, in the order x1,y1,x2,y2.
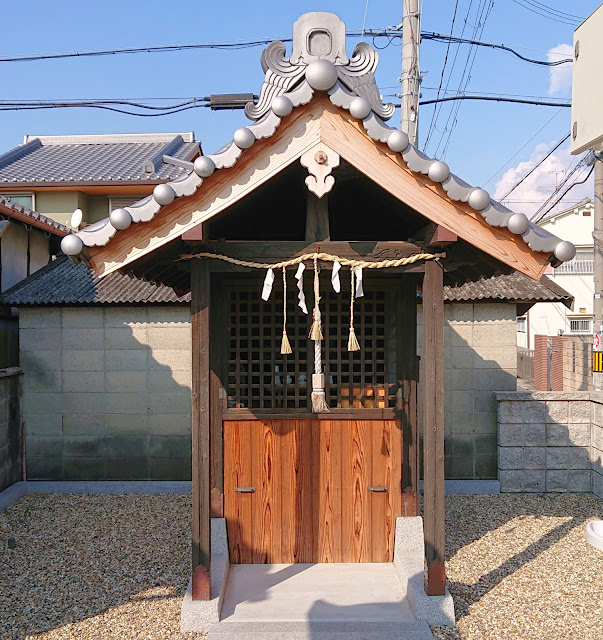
420,94,570,108
424,0,461,148
483,108,565,187
498,132,571,200
0,30,573,67
510,0,583,25
533,165,594,222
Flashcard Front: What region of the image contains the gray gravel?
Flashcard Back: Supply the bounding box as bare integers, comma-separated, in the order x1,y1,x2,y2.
1,492,602,639
0,494,204,640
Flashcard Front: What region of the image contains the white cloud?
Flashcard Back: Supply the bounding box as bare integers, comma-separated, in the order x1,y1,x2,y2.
493,142,593,219
548,43,573,96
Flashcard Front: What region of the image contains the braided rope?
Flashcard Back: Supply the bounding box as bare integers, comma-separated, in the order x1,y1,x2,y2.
180,250,445,270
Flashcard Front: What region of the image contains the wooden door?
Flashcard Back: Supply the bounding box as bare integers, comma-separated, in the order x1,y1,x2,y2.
224,418,401,563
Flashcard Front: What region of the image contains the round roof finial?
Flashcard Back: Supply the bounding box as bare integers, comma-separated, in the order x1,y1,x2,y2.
387,130,410,153
428,161,450,183
468,188,490,211
507,212,530,235
306,59,338,91
233,127,256,150
61,234,84,257
272,95,293,117
349,97,372,120
554,240,576,262
153,183,176,206
109,208,132,231
194,156,215,178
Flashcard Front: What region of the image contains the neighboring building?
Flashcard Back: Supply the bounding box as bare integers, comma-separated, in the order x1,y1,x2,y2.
518,197,593,348
2,258,571,482
0,132,200,228
0,195,69,366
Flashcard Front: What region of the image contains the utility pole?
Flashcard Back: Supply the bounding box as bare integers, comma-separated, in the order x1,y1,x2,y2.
400,0,421,145
593,153,603,390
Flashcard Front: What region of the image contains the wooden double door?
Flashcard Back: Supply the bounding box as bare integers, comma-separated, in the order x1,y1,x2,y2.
224,418,402,564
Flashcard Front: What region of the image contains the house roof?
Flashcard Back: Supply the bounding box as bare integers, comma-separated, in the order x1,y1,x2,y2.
538,197,593,224
0,132,200,186
443,271,573,308
0,194,70,236
0,254,572,307
1,255,187,305
60,12,576,283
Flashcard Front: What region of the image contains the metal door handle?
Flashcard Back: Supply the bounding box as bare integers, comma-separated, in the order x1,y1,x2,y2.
235,487,255,493
368,486,387,492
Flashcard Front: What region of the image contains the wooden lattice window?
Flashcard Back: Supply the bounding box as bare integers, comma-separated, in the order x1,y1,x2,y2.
227,283,398,411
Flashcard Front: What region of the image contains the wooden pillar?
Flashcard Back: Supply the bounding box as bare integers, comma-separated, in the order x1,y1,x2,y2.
305,193,330,242
399,275,419,516
191,258,211,600
422,259,445,596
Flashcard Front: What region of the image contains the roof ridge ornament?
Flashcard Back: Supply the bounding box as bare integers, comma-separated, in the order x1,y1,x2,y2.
245,12,395,122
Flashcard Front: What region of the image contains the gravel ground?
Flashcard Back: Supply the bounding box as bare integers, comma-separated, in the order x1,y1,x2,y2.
1,492,602,639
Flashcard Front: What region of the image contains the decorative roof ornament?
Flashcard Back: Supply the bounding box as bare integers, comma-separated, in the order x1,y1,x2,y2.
244,12,395,122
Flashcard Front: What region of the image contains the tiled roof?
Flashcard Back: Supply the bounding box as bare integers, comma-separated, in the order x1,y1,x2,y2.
443,272,573,307
63,13,575,264
538,197,593,224
0,133,199,184
1,256,189,305
0,195,70,236
1,255,571,307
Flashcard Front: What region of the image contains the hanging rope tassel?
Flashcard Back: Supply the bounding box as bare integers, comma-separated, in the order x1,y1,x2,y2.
281,266,292,355
311,323,329,413
348,265,360,352
308,254,323,341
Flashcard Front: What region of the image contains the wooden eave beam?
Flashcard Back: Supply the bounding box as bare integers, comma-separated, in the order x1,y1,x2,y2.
318,101,551,281
88,97,552,281
88,99,325,277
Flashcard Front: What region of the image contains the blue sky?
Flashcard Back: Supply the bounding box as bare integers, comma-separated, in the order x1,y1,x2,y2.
0,0,599,217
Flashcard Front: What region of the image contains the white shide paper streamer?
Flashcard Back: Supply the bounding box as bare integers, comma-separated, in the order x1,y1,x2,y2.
261,268,275,301
353,265,364,298
295,263,308,314
331,260,341,293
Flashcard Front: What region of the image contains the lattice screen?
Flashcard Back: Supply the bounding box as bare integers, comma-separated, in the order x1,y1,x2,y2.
227,285,398,411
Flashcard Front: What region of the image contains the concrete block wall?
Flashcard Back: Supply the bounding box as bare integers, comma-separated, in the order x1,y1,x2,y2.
496,391,600,494
0,368,23,491
20,306,192,480
419,302,517,480
592,399,603,499
563,338,593,392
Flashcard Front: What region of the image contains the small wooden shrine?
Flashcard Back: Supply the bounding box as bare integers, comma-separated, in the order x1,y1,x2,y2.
61,12,575,603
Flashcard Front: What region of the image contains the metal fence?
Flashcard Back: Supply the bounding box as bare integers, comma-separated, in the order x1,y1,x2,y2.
517,347,534,385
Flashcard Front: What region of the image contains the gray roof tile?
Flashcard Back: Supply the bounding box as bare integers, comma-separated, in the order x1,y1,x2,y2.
0,195,70,236
1,255,572,308
0,135,199,184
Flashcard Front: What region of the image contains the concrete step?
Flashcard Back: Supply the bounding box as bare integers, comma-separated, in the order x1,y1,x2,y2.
208,620,434,640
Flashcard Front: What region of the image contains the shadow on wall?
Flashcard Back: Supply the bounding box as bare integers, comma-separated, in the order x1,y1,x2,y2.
418,302,518,480
20,306,192,481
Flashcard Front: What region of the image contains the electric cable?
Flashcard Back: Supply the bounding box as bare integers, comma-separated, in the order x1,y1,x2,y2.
533,165,594,222
0,30,573,66
499,132,571,201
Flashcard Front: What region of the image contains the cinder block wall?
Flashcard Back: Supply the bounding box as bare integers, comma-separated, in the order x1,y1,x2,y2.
496,391,599,495
419,302,518,480
0,368,23,491
563,338,593,392
20,306,192,480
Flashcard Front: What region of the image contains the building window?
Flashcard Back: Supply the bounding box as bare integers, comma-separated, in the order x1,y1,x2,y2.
4,193,34,209
569,319,592,333
517,317,527,333
109,196,146,212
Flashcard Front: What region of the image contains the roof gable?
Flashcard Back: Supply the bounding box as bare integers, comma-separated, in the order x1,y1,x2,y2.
60,12,576,282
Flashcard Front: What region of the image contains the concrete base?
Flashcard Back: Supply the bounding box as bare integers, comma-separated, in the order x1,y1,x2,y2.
394,517,456,627
180,518,230,633
208,621,434,639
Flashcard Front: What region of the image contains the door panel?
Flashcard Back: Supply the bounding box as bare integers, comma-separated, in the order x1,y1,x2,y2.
224,418,401,563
